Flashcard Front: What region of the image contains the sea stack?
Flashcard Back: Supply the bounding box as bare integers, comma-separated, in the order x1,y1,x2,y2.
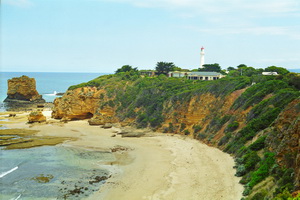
4,75,45,103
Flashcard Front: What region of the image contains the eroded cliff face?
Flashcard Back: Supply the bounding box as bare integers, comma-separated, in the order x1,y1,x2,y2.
160,89,249,137
52,87,117,122
4,75,45,102
267,98,300,189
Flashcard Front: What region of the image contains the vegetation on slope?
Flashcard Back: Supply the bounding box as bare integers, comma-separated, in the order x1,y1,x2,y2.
67,66,300,199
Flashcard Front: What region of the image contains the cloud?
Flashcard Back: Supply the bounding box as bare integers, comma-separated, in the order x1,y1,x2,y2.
3,0,34,8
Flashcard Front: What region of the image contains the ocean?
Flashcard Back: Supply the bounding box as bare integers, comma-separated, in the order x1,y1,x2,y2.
0,145,116,200
0,72,106,104
0,72,115,199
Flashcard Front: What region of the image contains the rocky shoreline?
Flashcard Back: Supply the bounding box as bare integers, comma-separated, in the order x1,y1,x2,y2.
2,101,54,112
0,109,243,200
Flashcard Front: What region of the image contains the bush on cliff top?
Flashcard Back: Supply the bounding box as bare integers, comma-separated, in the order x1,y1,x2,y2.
231,80,289,110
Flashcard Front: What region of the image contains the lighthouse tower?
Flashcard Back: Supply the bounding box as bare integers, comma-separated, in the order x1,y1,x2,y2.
200,46,205,68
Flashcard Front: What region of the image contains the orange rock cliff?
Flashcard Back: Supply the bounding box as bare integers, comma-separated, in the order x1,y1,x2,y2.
4,75,45,103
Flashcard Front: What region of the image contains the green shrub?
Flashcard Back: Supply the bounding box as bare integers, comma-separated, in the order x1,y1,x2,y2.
247,152,275,189
243,151,261,172
232,80,289,110
225,121,239,132
250,191,267,200
168,123,174,132
273,188,294,200
184,130,190,135
193,124,202,133
197,133,207,140
235,164,246,177
180,123,186,131
218,133,232,146
249,136,267,151
277,168,295,193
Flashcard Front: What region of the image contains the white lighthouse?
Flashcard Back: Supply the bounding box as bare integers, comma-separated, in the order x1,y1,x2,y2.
200,46,205,68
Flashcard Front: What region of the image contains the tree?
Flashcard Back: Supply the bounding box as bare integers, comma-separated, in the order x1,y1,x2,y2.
242,67,260,77
199,63,221,72
228,70,240,77
284,73,300,89
115,65,138,74
265,66,289,75
172,66,183,71
227,67,236,71
237,64,247,69
155,62,176,75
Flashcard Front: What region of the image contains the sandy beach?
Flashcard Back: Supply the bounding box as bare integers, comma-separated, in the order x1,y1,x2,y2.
1,111,243,200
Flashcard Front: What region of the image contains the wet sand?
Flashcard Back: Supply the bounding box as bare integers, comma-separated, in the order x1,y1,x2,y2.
1,111,243,200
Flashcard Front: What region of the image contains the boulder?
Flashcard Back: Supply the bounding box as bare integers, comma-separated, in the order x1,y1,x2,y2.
102,123,113,129
28,111,46,123
88,116,105,126
4,75,45,103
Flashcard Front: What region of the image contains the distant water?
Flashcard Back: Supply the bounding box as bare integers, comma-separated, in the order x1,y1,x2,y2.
0,145,116,200
0,72,107,103
288,68,300,73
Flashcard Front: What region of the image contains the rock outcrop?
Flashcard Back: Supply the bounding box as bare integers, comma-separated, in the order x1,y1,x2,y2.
28,111,46,123
4,75,45,103
52,87,117,122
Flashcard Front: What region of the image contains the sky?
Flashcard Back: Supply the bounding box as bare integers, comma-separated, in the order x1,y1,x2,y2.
1,0,300,73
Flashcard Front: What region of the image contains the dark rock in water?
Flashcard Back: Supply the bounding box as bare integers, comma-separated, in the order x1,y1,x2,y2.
88,176,108,184
56,92,64,96
4,75,45,103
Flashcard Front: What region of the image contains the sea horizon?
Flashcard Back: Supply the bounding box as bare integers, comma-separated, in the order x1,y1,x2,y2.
0,72,109,104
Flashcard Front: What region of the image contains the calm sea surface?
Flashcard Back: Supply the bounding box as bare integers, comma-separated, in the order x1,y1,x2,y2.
0,72,115,199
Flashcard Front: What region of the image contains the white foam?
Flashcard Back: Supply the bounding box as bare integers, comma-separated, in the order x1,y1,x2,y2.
10,194,21,200
45,91,57,96
42,111,52,118
0,166,18,178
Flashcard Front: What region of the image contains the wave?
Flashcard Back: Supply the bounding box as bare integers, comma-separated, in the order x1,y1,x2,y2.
0,166,18,178
44,91,57,96
10,194,21,200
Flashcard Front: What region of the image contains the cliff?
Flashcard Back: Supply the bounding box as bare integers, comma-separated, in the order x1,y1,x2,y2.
52,86,117,123
52,73,300,199
4,75,45,103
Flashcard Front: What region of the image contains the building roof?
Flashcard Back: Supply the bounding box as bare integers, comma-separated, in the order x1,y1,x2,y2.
188,72,221,76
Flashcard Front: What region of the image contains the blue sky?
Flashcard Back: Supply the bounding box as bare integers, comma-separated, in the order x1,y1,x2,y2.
1,0,300,73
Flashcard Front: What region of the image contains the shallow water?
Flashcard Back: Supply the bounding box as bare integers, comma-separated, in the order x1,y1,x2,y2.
0,145,115,199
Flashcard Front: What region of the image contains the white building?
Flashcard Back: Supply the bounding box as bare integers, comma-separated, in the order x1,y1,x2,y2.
262,72,278,75
168,71,225,80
